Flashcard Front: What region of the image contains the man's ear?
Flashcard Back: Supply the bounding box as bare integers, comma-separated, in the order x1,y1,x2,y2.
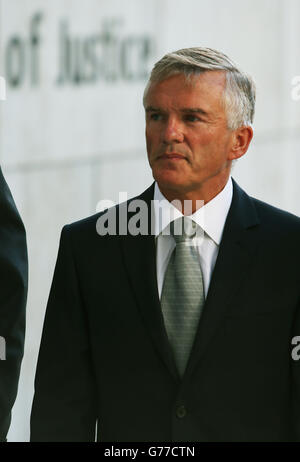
229,126,253,160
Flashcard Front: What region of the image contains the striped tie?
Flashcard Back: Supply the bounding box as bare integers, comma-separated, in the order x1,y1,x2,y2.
161,216,205,377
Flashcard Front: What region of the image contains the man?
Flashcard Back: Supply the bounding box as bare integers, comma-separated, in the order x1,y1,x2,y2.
31,47,300,442
0,167,28,441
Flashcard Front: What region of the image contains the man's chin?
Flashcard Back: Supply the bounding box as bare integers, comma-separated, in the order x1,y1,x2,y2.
153,171,188,192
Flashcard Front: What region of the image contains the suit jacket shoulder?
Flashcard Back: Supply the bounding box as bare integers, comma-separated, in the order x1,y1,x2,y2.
231,178,300,237
63,183,155,241
251,195,300,231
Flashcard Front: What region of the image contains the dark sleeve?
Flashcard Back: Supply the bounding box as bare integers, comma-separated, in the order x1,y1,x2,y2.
30,225,97,442
0,167,28,442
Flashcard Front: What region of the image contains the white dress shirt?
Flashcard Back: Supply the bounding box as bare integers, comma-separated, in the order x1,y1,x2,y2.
154,177,233,299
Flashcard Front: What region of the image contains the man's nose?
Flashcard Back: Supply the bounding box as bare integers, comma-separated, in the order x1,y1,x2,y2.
161,118,184,143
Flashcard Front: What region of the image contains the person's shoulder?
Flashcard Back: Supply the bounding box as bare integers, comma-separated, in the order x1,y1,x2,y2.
62,183,155,238
251,195,300,230
63,210,103,236
248,195,300,258
232,179,300,227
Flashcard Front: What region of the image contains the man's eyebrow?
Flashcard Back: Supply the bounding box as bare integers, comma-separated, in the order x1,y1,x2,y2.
145,106,161,112
145,106,209,116
181,108,209,116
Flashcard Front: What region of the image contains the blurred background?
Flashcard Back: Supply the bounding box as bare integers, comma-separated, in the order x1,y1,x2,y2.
0,0,299,442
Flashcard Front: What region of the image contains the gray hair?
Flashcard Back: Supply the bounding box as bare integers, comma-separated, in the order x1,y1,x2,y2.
143,47,256,130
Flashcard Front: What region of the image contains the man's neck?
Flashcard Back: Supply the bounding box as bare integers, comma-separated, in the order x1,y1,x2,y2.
158,176,231,215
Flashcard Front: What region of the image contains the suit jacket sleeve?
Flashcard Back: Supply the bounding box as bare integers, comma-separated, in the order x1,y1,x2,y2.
30,225,97,442
0,167,28,441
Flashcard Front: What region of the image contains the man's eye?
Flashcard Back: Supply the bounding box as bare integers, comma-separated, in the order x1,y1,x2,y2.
150,113,162,121
185,115,201,122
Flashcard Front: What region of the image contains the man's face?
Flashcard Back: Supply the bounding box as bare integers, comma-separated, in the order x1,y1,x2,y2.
144,71,236,197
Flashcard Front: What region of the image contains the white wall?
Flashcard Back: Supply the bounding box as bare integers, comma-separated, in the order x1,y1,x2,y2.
0,0,299,441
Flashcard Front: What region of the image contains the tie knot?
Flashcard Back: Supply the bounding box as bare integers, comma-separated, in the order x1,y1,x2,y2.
170,217,197,243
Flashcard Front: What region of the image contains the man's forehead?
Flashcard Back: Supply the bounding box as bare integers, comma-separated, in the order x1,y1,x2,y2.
149,70,226,91
145,71,226,111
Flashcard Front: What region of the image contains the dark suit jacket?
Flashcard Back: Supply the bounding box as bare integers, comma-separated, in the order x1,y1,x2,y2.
0,167,28,441
30,179,300,442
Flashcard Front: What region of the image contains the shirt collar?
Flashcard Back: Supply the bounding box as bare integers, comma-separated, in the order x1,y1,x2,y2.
153,177,233,245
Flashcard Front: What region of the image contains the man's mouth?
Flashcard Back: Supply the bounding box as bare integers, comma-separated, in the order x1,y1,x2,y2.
158,153,187,161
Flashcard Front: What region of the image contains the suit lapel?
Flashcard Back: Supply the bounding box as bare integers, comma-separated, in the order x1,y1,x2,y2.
184,179,261,379
119,184,180,382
